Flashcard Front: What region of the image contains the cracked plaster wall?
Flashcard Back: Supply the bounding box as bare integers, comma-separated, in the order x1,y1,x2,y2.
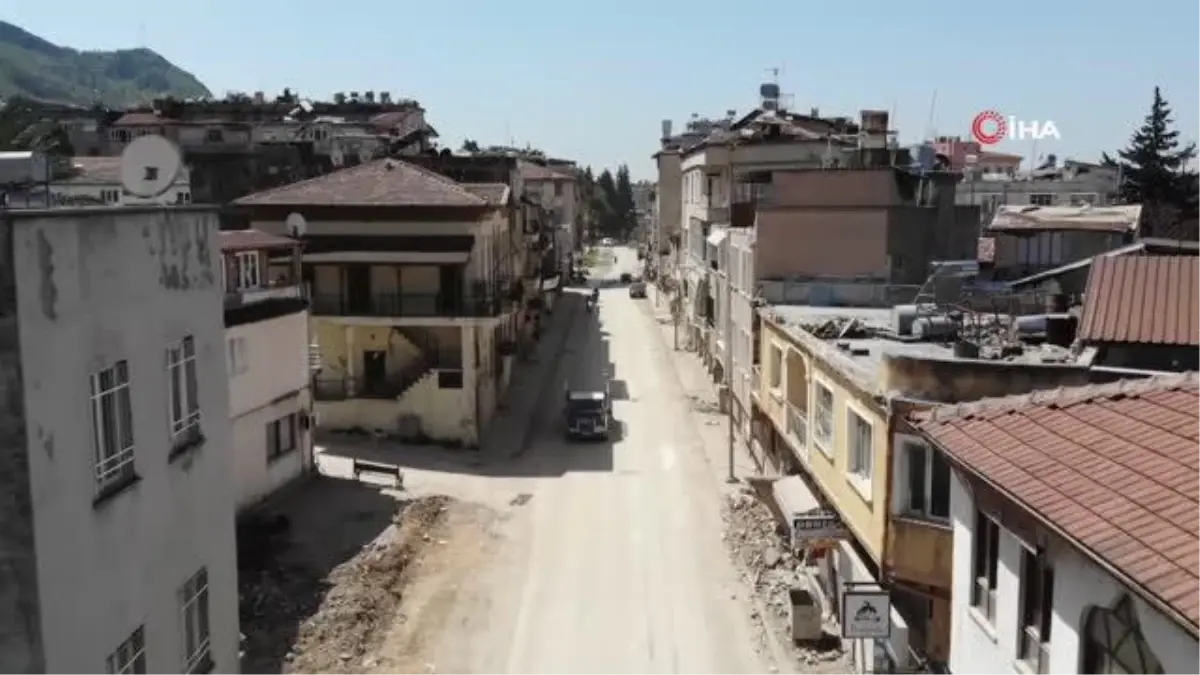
1,208,240,673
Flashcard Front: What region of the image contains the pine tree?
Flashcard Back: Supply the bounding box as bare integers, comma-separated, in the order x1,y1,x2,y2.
615,164,636,237
1113,87,1199,235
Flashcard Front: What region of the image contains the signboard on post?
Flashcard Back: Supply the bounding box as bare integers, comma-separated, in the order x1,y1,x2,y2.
841,589,892,639
792,510,849,544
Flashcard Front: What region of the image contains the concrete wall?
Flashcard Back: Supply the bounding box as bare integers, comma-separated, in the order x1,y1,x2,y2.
880,354,1093,403
228,311,313,510
655,152,682,242
7,208,239,673
756,208,891,279
0,214,42,672
949,473,1198,674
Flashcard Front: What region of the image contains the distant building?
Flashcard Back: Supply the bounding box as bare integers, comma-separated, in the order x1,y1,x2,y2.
0,206,239,673
959,159,1122,227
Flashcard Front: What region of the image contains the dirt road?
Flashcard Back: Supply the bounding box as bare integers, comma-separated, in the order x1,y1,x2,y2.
420,247,773,674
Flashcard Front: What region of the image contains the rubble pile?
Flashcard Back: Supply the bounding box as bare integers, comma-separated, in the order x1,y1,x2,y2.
239,496,454,674
722,487,847,671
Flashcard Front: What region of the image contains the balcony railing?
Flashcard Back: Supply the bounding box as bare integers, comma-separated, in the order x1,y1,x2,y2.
786,402,807,447
224,281,304,309
310,291,508,318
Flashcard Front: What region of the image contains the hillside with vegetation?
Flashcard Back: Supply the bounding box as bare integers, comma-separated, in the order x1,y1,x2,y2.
0,20,211,107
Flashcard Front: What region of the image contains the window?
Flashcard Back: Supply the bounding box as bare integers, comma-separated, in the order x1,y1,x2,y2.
1018,548,1055,674
1082,597,1165,674
205,128,224,143
227,337,248,376
91,361,136,492
180,568,212,673
847,409,873,488
1069,192,1098,206
267,413,298,461
904,441,951,520
971,511,1001,622
1028,193,1054,206
768,345,783,389
233,251,260,289
106,626,146,674
167,336,201,441
812,383,834,450
554,181,563,197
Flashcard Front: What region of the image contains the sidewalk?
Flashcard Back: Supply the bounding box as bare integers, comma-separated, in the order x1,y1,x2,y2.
482,292,581,458
643,285,763,486
643,283,796,673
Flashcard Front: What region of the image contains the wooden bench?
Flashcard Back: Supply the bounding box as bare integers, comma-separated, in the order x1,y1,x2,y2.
352,458,404,489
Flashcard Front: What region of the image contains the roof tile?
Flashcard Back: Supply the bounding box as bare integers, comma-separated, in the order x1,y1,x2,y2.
1077,256,1200,346
913,373,1200,631
233,159,487,208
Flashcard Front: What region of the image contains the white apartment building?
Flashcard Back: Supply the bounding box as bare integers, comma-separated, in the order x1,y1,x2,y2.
914,375,1199,675
219,229,315,511
0,206,239,673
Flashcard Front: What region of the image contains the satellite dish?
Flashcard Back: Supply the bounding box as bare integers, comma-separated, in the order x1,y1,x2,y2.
120,135,183,198
330,147,344,167
285,212,307,238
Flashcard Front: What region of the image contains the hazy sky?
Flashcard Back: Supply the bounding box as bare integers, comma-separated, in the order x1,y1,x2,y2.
9,0,1199,180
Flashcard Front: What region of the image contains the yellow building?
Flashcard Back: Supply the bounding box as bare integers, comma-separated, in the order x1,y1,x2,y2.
749,305,1100,666
236,160,530,447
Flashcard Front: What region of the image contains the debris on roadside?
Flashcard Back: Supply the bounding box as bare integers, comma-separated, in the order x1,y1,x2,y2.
239,495,455,674
722,486,847,672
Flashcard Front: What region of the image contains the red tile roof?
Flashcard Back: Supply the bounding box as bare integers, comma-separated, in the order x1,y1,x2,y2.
1078,255,1200,346
233,160,487,208
218,229,298,252
913,373,1200,632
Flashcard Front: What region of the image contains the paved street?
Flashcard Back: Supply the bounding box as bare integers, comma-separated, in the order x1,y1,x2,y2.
423,246,773,674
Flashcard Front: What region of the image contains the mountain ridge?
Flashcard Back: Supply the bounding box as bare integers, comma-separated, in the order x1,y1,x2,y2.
0,20,212,107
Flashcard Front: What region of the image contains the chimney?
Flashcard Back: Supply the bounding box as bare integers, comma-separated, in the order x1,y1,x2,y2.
380,91,392,104
364,91,375,103
810,107,820,118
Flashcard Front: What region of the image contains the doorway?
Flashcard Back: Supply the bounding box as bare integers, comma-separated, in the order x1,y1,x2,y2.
346,265,372,315
362,350,386,395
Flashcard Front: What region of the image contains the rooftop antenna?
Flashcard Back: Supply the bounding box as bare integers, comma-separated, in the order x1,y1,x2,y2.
119,135,182,200
924,89,938,142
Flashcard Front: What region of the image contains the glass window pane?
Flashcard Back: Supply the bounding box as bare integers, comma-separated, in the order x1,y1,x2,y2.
185,359,199,415
930,452,951,518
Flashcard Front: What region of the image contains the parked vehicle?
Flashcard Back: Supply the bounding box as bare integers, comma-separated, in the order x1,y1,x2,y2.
563,382,612,441
628,281,647,298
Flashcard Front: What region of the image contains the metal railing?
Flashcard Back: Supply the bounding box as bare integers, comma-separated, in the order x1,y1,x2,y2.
310,291,508,318
223,281,304,309
786,402,808,447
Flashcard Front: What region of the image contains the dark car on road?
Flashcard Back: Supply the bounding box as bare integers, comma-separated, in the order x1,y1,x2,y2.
564,386,611,441
619,272,632,284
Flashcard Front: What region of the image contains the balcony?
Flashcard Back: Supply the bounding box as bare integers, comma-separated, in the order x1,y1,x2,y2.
785,402,807,447
886,516,953,589
224,281,304,309
310,291,508,319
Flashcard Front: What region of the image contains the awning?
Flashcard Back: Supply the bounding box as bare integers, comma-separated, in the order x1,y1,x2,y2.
707,229,728,246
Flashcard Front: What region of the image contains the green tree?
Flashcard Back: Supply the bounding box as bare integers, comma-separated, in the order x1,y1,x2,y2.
460,139,480,153
615,164,636,237
1111,87,1198,236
